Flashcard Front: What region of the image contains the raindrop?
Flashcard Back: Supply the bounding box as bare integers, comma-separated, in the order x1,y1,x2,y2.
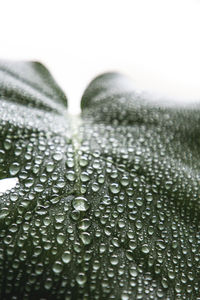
0,208,9,219
52,261,63,274
62,251,72,264
141,244,150,254
9,162,20,176
76,273,87,285
78,219,91,231
80,232,91,245
66,171,76,182
110,255,119,265
109,183,120,194
72,196,90,212
52,152,63,161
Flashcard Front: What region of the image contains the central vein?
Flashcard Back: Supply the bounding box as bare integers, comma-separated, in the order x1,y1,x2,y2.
70,114,82,195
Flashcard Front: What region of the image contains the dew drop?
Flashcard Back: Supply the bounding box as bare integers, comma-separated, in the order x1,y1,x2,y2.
24,178,34,188
72,196,89,212
0,208,9,219
80,232,91,245
76,273,87,285
52,261,63,274
110,255,119,265
61,251,72,264
52,152,63,161
91,182,100,192
110,183,120,194
9,162,20,176
55,214,65,223
66,171,76,182
79,157,88,167
56,233,65,245
129,267,138,277
141,244,150,254
120,176,129,186
80,172,90,182
135,197,143,206
78,218,91,231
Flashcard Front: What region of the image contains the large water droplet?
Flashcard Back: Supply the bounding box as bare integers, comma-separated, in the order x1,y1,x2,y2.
9,162,20,176
53,152,63,161
141,244,150,254
66,171,76,181
78,218,91,231
76,273,87,285
109,183,120,194
62,251,72,264
80,232,91,245
52,261,63,274
0,208,9,219
110,255,119,265
72,196,89,212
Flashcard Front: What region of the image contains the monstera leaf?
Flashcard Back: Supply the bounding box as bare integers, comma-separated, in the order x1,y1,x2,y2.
0,61,199,300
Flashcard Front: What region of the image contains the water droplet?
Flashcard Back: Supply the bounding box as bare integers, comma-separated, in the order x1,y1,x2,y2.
110,255,119,265
80,232,91,245
66,158,74,168
76,273,87,285
98,174,105,184
53,152,63,161
9,162,20,176
56,233,65,244
44,278,52,290
79,157,88,167
34,184,44,193
24,177,34,188
129,267,138,277
129,240,137,250
55,214,65,223
91,182,100,192
168,269,175,279
0,208,9,219
156,240,166,249
141,244,150,254
99,244,106,253
4,139,12,150
135,197,143,206
146,193,153,202
126,250,134,261
36,205,47,216
80,172,90,182
72,196,89,212
52,261,63,274
0,149,5,163
62,251,72,264
66,171,76,181
46,162,54,173
120,176,129,186
135,220,142,230
110,183,120,194
118,219,125,228
70,210,80,221
78,219,91,231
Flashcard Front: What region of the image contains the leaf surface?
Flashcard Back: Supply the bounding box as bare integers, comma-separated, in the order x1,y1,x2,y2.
0,63,199,300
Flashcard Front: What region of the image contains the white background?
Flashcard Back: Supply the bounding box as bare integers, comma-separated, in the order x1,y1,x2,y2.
0,0,200,114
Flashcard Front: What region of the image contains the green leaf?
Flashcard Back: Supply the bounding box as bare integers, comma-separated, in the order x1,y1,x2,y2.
0,63,199,300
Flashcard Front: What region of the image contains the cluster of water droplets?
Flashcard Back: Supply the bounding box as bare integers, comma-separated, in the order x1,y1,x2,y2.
0,66,199,299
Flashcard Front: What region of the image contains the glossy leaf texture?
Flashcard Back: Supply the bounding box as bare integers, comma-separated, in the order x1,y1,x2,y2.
0,62,199,300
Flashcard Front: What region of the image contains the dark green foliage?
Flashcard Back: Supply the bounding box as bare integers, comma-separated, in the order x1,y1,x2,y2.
0,62,199,299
